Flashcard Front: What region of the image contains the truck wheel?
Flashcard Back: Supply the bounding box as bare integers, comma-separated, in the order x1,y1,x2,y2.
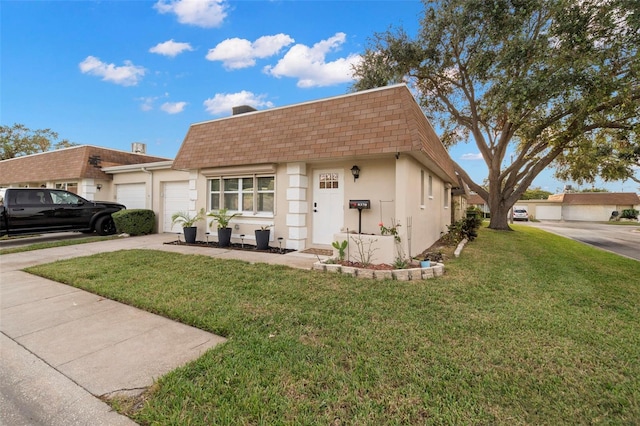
96,216,116,236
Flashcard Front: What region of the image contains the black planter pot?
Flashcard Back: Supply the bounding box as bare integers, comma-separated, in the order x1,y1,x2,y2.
218,227,232,247
255,229,270,250
183,227,197,244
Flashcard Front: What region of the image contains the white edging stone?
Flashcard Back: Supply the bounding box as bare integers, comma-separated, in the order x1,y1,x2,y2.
313,262,444,281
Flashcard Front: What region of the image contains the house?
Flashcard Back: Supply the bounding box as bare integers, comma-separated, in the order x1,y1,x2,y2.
468,193,489,217
1,85,460,261
0,145,169,203
167,84,458,260
518,192,640,221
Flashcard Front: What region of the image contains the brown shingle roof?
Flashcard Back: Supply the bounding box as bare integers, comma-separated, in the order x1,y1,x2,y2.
0,146,169,185
468,193,487,205
173,84,458,182
548,192,640,205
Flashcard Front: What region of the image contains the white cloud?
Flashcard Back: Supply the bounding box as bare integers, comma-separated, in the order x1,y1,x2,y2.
263,32,361,88
79,56,145,86
461,153,484,161
206,34,294,70
203,91,274,116
161,101,187,114
153,0,227,28
149,39,194,57
138,96,157,111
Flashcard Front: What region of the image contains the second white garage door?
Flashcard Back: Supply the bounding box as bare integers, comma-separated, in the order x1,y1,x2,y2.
163,181,190,233
116,183,146,210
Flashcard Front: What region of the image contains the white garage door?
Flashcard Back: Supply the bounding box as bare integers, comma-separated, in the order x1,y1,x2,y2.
116,183,146,209
163,181,190,233
536,205,562,220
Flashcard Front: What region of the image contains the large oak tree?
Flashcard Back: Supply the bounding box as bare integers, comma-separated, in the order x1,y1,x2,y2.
352,0,639,229
1,123,76,160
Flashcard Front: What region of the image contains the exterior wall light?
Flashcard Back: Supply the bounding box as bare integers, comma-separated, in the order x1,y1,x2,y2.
96,184,103,191
351,165,360,181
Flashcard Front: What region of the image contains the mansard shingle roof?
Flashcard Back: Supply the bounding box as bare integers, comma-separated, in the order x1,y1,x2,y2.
173,84,457,183
0,145,169,185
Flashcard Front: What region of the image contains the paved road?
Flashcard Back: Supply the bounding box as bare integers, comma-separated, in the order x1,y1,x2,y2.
529,221,640,261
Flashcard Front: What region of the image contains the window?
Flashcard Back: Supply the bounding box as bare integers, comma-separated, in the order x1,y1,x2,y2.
319,173,339,189
50,190,81,205
420,170,425,205
55,182,78,194
428,175,433,198
444,186,449,208
209,176,274,214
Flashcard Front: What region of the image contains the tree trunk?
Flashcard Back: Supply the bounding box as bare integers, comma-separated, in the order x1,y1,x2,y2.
488,205,512,230
487,189,513,231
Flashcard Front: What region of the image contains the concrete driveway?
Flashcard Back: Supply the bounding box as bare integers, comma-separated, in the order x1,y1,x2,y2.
529,221,640,261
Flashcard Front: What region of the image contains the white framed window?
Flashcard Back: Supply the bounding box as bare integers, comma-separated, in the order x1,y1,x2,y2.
420,170,425,206
428,175,433,199
209,176,275,215
444,186,449,209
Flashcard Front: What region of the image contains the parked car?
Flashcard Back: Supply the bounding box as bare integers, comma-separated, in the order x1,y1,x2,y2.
513,208,529,221
0,188,126,236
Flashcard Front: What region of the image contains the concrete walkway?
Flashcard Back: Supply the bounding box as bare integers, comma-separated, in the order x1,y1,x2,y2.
0,234,321,425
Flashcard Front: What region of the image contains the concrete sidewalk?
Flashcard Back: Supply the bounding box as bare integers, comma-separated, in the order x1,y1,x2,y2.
0,234,321,425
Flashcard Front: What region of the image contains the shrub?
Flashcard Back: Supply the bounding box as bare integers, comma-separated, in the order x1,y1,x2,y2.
621,208,639,219
112,209,155,235
444,216,482,244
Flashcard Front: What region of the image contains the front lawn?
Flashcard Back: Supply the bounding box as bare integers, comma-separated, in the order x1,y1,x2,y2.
26,225,640,425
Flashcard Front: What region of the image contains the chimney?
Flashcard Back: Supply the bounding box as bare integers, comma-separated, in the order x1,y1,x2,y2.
131,142,146,154
232,105,257,115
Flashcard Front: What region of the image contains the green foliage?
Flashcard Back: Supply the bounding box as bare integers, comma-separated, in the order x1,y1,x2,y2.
352,0,639,229
207,208,240,229
521,187,553,200
445,216,483,244
112,209,155,235
621,209,639,220
171,209,205,229
0,123,77,160
331,239,348,261
26,227,640,424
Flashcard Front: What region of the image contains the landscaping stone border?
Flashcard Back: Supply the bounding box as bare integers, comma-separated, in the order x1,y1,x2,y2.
313,262,444,281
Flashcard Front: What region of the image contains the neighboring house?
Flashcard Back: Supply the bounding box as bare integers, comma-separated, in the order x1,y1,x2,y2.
468,193,489,217
103,161,190,233
171,84,458,256
0,145,169,203
517,192,640,221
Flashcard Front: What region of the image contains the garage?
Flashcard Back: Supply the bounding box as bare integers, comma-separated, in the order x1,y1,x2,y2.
535,205,562,220
163,181,190,233
116,183,146,210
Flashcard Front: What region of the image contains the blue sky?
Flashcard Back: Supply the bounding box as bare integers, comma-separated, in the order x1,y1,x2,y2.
2,0,635,193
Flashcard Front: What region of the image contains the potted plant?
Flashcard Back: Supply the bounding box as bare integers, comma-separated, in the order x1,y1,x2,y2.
207,208,240,247
255,225,272,250
171,208,205,244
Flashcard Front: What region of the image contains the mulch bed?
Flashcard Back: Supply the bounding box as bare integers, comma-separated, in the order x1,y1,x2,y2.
164,240,295,255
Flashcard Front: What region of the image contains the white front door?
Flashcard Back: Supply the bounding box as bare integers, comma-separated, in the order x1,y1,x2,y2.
312,169,344,245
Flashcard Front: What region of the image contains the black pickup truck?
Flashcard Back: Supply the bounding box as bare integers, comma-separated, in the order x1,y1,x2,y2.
0,188,126,237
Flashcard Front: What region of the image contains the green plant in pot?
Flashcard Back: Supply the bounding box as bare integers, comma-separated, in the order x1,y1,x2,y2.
255,225,272,251
171,208,205,244
207,208,241,247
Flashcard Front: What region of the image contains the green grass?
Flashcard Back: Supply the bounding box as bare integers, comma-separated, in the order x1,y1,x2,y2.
0,235,117,255
26,225,640,425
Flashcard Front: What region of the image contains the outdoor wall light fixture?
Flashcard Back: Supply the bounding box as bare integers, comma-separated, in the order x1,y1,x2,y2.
351,165,360,181
96,184,103,191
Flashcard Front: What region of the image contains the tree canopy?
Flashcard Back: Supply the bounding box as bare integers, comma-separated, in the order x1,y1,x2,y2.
352,0,639,229
0,123,77,160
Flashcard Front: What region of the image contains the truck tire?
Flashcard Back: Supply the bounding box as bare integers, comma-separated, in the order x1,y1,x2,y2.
95,215,117,236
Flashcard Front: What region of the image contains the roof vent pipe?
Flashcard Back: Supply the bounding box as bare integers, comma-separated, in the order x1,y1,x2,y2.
232,105,257,115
